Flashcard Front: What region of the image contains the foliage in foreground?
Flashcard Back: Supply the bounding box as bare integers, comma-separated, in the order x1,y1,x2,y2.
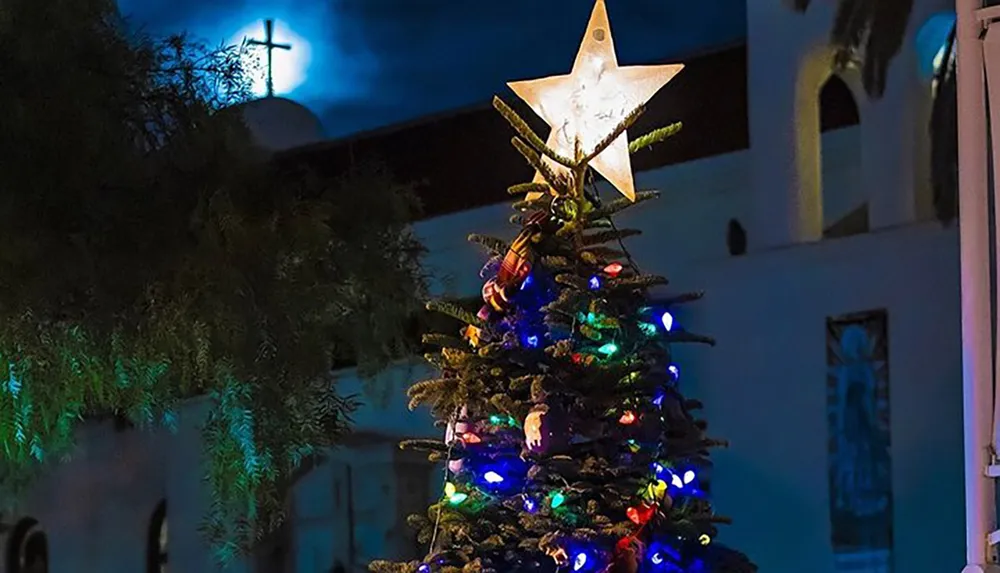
0,0,425,560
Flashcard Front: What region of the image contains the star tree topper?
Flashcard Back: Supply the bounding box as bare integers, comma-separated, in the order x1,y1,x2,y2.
507,0,683,201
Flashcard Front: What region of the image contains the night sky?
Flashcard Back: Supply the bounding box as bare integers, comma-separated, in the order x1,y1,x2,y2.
117,0,746,137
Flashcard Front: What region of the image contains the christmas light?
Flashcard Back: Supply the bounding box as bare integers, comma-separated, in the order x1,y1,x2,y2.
490,415,502,424
523,496,537,513
660,311,674,331
588,276,601,290
618,411,637,425
521,274,533,290
573,552,588,571
638,322,657,336
526,334,540,348
651,552,663,565
683,470,695,484
603,262,623,277
699,534,711,546
461,432,482,444
418,564,431,573
597,342,618,355
484,471,504,484
550,491,566,508
668,364,679,379
444,482,468,505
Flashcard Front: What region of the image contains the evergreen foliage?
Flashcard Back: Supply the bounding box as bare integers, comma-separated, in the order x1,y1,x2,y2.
370,98,754,571
0,0,424,561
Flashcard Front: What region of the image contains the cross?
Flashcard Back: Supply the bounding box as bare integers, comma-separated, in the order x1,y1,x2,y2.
247,19,291,98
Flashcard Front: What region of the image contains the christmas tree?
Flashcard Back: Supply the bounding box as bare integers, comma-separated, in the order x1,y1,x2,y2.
370,2,756,572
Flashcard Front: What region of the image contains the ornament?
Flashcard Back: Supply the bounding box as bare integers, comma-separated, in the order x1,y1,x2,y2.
523,403,568,454
546,546,569,567
462,325,483,347
507,0,683,201
626,503,656,525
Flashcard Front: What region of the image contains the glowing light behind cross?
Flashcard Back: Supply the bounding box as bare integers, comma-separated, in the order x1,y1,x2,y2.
232,20,311,98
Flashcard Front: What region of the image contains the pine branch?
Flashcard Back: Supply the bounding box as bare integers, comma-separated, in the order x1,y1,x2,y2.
666,331,717,346
587,191,660,220
421,334,468,349
467,234,508,256
660,291,705,306
582,104,646,164
493,97,575,168
510,137,566,194
628,122,683,154
426,300,484,327
581,229,641,246
508,182,550,196
609,275,669,289
399,438,449,453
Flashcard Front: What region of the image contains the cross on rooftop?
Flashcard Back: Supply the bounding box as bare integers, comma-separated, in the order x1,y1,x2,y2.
247,19,291,98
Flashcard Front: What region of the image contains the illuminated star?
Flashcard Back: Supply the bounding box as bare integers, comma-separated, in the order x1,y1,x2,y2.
507,0,683,201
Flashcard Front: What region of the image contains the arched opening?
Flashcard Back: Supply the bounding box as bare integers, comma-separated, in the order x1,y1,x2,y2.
7,517,48,573
146,500,167,573
819,75,865,238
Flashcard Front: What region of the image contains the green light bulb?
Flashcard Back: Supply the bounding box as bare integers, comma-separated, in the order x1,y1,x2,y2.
598,343,618,355
550,492,566,508
449,493,469,505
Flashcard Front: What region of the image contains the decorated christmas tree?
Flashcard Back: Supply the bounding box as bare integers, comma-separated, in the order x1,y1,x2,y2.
370,2,756,572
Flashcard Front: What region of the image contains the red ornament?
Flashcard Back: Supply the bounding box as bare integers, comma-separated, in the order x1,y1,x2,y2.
604,262,624,277
626,503,656,525
618,411,637,425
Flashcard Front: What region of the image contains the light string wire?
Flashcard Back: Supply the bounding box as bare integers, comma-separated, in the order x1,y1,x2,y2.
428,408,460,557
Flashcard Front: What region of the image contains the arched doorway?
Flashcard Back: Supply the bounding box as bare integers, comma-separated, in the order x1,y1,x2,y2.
146,500,168,573
7,517,48,573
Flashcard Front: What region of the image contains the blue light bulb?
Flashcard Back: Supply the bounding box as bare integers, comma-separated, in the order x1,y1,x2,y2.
651,552,663,565
660,311,674,331
668,364,679,379
573,552,588,571
521,274,533,290
418,564,431,573
484,471,504,484
588,276,601,290
523,497,536,513
526,335,539,348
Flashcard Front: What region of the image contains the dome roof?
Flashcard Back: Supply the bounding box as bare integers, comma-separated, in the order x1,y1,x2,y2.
238,97,326,152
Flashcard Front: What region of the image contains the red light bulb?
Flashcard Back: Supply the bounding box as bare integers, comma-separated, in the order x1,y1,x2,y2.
604,262,624,277
461,432,482,444
619,411,637,425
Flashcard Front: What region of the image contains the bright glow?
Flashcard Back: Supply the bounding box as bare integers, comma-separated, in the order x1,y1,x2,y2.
448,492,468,505
526,335,540,348
418,565,431,573
507,0,683,201
521,274,533,290
461,432,482,444
668,364,679,378
660,311,674,331
588,276,601,290
484,471,504,484
603,262,623,277
598,343,618,355
524,497,537,512
671,473,684,488
699,534,711,546
683,470,695,484
915,12,955,80
573,552,588,570
652,463,664,475
231,20,311,97
550,491,566,508
618,411,637,425
651,552,663,565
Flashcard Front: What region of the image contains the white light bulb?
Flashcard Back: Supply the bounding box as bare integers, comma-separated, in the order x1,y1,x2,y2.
484,471,504,484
